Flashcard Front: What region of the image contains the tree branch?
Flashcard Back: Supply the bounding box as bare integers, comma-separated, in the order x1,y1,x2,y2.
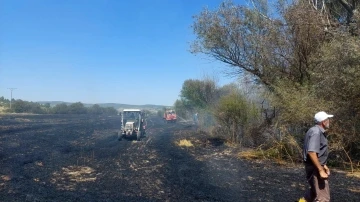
338,0,353,12
337,0,354,18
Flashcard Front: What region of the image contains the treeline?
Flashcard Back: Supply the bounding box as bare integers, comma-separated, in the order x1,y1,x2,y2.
0,97,117,115
184,0,360,169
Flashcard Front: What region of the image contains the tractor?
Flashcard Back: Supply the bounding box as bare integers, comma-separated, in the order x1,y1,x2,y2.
118,109,146,141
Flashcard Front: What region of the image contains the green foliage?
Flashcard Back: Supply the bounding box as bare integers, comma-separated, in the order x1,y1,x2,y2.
68,102,87,114
215,92,260,144
180,79,218,109
101,107,118,115
310,36,360,163
268,81,331,125
43,103,51,109
192,0,327,87
141,109,151,117
217,83,238,97
9,100,46,114
216,93,249,125
190,0,360,167
177,76,261,132
52,103,69,114
0,96,10,106
88,104,103,114
157,107,166,118
178,78,226,126
157,110,163,117
174,99,193,119
1,99,118,115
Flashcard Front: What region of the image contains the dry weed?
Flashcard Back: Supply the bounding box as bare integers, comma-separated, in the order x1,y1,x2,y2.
177,139,194,147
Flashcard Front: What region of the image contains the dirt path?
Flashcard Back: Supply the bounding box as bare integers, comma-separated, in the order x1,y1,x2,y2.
0,114,359,201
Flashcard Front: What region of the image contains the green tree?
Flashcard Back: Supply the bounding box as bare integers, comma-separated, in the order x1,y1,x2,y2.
191,0,360,166
88,104,103,114
52,103,69,114
102,107,118,115
311,36,360,162
191,0,327,88
160,107,168,118
215,93,259,144
43,103,51,109
0,96,9,105
68,102,87,114
11,100,30,113
142,109,151,117
10,100,45,114
180,79,218,109
174,99,193,119
157,110,163,118
30,102,45,114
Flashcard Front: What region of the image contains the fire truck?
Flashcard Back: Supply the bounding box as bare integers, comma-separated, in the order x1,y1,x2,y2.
163,109,177,123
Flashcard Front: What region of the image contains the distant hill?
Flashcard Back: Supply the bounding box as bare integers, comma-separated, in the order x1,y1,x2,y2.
36,101,170,111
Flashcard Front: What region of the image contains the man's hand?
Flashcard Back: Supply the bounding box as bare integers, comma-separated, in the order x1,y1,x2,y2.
319,169,329,179
324,165,330,176
307,152,329,179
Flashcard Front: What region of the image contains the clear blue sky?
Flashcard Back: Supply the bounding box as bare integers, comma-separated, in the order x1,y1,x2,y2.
0,0,245,106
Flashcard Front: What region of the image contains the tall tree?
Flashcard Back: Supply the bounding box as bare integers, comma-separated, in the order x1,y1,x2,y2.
180,79,218,109
191,0,327,88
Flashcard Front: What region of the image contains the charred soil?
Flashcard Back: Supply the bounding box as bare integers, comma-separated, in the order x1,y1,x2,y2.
0,114,359,202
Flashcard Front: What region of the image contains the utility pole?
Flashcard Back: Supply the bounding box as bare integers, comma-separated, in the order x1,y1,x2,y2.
8,88,17,109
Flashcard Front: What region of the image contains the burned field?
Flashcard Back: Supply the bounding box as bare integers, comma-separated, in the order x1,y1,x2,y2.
0,114,359,202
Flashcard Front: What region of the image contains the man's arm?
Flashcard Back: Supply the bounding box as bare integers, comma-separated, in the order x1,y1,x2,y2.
308,151,328,178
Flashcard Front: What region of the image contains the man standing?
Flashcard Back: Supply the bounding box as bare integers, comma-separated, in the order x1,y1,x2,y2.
303,111,334,202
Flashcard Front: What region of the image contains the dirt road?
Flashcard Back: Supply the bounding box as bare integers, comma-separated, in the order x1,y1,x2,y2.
0,114,359,201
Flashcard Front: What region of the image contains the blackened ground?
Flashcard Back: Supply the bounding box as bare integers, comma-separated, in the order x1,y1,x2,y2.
0,114,359,202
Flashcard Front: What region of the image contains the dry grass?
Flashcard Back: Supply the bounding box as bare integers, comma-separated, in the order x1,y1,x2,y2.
346,171,360,179
1,175,11,181
51,166,97,191
238,149,294,166
238,150,263,160
0,106,7,114
349,187,360,193
177,139,194,147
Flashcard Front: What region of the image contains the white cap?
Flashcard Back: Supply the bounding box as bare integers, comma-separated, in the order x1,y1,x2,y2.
314,111,334,123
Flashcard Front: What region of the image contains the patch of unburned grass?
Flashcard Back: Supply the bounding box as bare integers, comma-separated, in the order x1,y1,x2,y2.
349,187,360,193
238,150,263,160
51,166,97,191
1,175,11,181
238,149,295,166
177,139,194,147
346,171,360,179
